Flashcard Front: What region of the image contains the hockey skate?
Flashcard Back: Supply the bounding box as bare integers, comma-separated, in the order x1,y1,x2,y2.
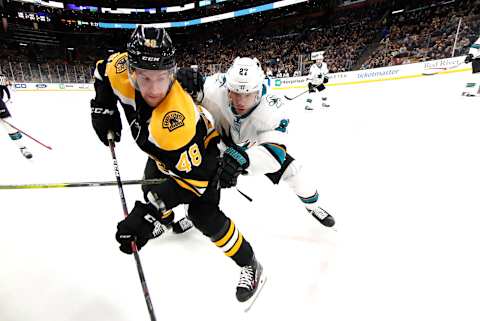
308,205,335,227
236,256,267,311
20,147,32,159
305,105,314,110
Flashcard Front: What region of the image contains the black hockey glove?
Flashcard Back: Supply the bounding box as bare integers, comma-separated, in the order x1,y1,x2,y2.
90,99,122,146
176,67,205,103
308,82,316,93
323,75,329,84
465,54,473,64
115,201,167,254
217,145,250,188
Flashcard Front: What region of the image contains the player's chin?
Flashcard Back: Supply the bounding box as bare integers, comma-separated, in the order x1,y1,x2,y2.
145,96,164,107
235,107,248,115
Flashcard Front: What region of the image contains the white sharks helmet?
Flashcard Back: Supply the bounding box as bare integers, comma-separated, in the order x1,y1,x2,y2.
225,57,265,96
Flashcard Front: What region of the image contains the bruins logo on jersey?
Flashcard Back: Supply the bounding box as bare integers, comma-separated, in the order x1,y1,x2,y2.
162,111,185,132
115,56,128,74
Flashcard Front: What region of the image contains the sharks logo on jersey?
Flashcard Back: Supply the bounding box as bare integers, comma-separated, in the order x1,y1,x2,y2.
265,94,283,109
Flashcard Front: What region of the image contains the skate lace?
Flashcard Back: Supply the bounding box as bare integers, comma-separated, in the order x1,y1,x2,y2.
311,207,328,220
238,266,255,290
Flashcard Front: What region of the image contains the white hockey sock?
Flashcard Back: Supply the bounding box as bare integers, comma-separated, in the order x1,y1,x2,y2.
280,160,320,209
1,117,27,150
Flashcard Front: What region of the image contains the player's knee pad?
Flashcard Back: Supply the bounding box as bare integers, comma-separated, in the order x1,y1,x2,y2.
280,158,302,182
281,159,319,200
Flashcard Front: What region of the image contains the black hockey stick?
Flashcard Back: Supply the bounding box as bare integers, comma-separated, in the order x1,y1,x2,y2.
236,187,253,202
284,89,308,100
0,178,166,190
107,132,158,321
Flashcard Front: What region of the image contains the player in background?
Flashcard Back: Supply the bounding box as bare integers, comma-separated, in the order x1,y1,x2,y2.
463,36,480,97
90,25,265,305
0,73,32,159
177,58,335,228
305,54,330,110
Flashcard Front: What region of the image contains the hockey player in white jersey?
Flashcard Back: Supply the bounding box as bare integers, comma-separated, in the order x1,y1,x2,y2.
305,55,330,110
177,58,335,227
463,36,480,97
0,74,32,159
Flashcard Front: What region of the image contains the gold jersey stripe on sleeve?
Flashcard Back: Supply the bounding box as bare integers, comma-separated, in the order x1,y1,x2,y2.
172,177,203,197
204,130,220,149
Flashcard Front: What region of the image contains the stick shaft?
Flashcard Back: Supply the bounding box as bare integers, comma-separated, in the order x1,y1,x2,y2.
107,137,158,321
0,179,166,190
1,118,52,150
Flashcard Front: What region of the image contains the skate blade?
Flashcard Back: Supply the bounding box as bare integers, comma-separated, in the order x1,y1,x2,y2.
243,273,267,312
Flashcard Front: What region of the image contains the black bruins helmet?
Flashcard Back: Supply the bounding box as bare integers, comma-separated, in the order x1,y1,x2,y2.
127,25,176,70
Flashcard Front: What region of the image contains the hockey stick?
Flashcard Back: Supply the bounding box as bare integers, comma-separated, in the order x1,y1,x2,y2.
0,178,166,190
107,132,158,321
422,63,463,76
0,118,52,150
236,187,253,202
284,89,308,100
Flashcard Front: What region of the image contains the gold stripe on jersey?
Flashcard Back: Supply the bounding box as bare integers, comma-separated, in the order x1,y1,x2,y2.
149,81,200,151
172,177,202,197
150,154,209,196
104,52,136,108
204,130,220,149
198,106,215,130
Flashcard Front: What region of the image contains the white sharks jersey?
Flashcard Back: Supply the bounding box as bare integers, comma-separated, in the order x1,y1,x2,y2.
307,62,329,85
202,73,289,175
469,36,480,59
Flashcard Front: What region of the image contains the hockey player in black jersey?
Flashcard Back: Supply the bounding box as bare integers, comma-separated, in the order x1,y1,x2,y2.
90,25,266,305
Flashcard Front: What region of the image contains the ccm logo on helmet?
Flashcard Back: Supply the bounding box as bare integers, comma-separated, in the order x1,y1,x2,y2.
141,56,161,61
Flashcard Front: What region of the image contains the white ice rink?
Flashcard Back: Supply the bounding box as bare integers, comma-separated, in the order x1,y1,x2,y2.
1,71,479,321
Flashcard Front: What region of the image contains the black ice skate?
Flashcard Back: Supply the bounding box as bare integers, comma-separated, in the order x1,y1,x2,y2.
236,256,267,311
308,206,335,227
20,147,32,159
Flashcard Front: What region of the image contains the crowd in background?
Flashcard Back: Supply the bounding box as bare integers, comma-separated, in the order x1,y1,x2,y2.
0,0,479,83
